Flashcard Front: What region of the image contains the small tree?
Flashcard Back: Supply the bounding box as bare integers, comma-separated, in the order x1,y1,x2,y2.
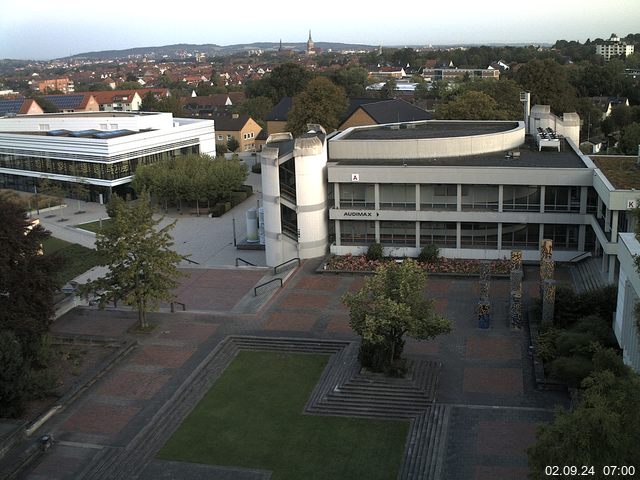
227,136,240,153
81,194,185,329
343,260,452,374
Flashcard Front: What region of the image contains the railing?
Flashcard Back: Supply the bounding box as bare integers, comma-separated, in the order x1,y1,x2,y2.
182,256,200,265
254,278,283,296
274,257,300,275
568,251,592,263
170,301,186,312
235,257,256,267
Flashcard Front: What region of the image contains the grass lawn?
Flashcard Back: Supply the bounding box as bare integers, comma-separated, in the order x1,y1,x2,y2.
157,351,409,480
75,218,112,233
42,237,103,285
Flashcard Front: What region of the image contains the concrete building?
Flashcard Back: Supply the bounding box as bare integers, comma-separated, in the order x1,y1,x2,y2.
421,67,499,81
614,233,640,372
595,34,635,61
0,111,215,202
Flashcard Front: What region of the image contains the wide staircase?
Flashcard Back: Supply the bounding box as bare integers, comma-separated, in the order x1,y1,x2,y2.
570,256,610,293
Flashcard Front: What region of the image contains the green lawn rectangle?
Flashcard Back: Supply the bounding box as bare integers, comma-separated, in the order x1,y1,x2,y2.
158,351,409,480
75,218,112,233
42,237,103,285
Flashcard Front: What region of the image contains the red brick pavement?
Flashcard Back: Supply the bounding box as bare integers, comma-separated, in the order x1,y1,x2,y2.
97,371,171,400
264,311,319,331
62,402,140,435
475,420,538,456
152,321,219,343
173,268,264,311
466,337,521,360
279,293,331,309
434,298,448,315
295,276,340,291
130,345,197,369
475,466,530,480
347,277,366,292
325,314,353,334
463,367,524,394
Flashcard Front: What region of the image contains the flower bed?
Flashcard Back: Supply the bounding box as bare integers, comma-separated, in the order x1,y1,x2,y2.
324,254,511,276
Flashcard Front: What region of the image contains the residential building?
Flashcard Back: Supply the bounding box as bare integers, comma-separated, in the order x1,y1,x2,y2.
37,78,75,94
339,99,432,130
40,94,100,113
0,98,44,117
214,114,262,152
84,90,143,112
265,97,293,135
589,96,630,119
421,67,499,81
0,111,215,202
182,93,246,117
595,34,635,61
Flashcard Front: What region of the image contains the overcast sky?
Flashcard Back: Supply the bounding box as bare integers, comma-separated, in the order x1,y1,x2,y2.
1,0,638,60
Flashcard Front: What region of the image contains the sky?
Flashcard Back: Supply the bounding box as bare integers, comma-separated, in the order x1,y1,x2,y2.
1,0,639,60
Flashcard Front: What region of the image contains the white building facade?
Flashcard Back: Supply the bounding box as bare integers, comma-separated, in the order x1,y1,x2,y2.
0,112,215,201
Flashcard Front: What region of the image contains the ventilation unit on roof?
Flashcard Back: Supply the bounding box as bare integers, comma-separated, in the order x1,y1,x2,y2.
388,124,400,130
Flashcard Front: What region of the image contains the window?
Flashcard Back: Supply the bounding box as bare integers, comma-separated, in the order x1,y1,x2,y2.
340,220,375,245
380,221,415,246
420,222,456,247
461,185,499,211
420,184,456,210
502,223,539,249
340,183,374,209
217,135,224,141
545,224,578,250
461,223,498,248
503,186,540,211
544,186,580,212
379,184,415,209
227,135,232,141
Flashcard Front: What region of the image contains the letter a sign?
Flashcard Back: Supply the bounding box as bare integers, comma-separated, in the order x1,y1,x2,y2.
351,173,360,182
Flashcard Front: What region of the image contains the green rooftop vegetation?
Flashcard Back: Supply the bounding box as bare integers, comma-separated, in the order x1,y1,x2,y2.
592,155,640,190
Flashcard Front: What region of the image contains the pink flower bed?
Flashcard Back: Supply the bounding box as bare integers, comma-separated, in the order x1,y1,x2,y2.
325,254,511,275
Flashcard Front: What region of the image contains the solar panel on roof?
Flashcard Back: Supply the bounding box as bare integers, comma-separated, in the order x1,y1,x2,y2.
44,95,85,110
0,99,24,115
69,129,100,137
93,129,134,139
47,129,70,136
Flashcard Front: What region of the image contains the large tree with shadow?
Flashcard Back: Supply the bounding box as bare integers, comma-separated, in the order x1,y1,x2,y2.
343,259,452,376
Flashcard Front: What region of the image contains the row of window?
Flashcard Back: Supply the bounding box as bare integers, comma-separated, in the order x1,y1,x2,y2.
338,183,591,213
339,221,580,250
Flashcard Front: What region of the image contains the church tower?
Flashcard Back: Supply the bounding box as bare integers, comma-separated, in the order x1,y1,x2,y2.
306,30,315,55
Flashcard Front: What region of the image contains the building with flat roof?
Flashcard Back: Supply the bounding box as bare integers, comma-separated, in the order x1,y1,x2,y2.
595,33,635,61
0,111,215,202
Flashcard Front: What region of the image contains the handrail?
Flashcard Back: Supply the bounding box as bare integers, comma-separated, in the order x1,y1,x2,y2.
236,257,256,267
254,278,283,296
274,257,300,275
170,301,186,312
568,251,592,263
182,256,200,265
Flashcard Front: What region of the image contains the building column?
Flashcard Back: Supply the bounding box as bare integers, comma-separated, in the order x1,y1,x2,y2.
539,223,545,248
415,184,420,212
335,220,341,246
456,222,461,249
605,208,611,233
611,210,619,243
375,220,380,243
539,186,545,213
415,221,420,249
457,184,462,212
579,186,588,214
498,185,504,213
497,223,503,250
578,225,586,251
608,255,616,284
374,184,380,210
334,183,340,209
597,197,603,219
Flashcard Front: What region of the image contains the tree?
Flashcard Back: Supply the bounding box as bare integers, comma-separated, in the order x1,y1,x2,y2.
379,78,397,100
227,136,240,153
0,330,29,417
342,260,452,374
619,122,640,155
515,59,578,114
528,353,640,478
436,91,511,120
81,194,185,329
245,63,314,103
239,96,273,126
330,66,370,97
140,91,161,111
286,77,348,135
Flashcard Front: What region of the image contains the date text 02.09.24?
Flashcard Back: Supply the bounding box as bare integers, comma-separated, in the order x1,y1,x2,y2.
545,465,637,477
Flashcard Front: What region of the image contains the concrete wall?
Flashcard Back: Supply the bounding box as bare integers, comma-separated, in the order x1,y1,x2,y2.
529,105,580,146
614,233,640,372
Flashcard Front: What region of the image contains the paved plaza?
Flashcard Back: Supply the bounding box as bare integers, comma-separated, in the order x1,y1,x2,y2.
4,257,570,480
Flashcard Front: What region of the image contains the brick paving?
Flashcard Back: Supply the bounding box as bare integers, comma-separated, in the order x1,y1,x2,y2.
18,260,575,480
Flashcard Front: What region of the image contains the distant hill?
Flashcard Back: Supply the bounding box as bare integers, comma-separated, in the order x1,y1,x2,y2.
64,42,379,60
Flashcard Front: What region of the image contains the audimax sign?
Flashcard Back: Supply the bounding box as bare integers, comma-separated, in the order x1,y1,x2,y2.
342,210,379,217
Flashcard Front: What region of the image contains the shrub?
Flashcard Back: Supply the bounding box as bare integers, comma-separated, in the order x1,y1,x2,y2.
251,163,262,174
366,242,384,261
229,191,247,207
548,355,593,387
210,203,226,217
418,244,440,264
554,331,599,357
571,314,617,347
536,327,558,363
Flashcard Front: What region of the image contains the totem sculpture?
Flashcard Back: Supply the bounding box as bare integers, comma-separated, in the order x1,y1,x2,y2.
478,261,491,329
510,250,523,329
540,239,556,325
